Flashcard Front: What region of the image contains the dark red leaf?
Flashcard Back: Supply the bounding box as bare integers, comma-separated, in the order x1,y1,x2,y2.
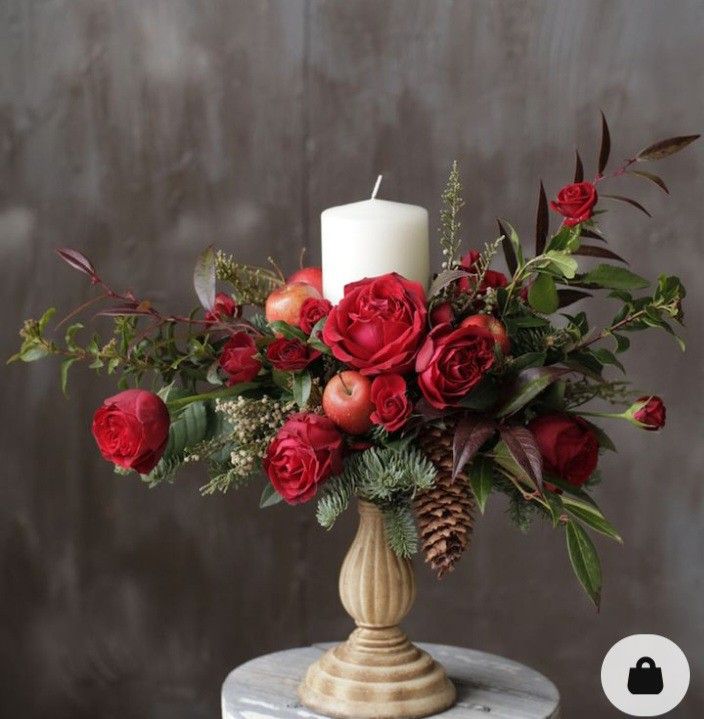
574,245,628,264
636,134,700,161
535,181,549,256
627,169,669,194
56,248,96,278
557,289,592,308
574,150,584,182
97,305,152,317
452,415,497,479
500,425,543,493
580,227,607,243
497,219,518,275
601,194,651,218
598,112,611,175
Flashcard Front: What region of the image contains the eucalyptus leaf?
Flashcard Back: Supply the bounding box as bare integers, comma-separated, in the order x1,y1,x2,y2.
194,246,216,310
260,483,284,508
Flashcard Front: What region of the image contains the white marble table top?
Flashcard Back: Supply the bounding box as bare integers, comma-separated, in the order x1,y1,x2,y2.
222,643,561,719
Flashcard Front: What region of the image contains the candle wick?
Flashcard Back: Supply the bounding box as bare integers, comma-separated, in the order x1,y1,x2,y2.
371,174,383,200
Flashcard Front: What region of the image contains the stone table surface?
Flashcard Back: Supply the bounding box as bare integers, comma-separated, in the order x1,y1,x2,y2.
222,643,561,719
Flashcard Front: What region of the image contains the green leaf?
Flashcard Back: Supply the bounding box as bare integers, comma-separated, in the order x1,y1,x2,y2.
544,251,578,279
547,225,580,253
143,400,208,484
260,483,284,508
193,245,216,310
582,420,617,452
38,307,57,332
20,344,50,362
206,360,224,386
307,317,331,354
528,273,559,313
500,219,524,269
581,264,649,290
562,496,622,543
269,321,307,341
508,315,550,329
64,323,83,351
613,333,630,353
458,377,498,411
534,181,549,256
60,358,77,396
565,519,602,609
497,367,570,417
292,371,312,407
470,456,494,513
509,352,547,372
497,219,518,275
591,348,625,373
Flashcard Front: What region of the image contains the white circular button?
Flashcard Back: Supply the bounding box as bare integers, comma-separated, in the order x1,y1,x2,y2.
601,634,690,716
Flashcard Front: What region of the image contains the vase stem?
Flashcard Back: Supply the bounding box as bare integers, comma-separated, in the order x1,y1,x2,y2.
298,500,456,719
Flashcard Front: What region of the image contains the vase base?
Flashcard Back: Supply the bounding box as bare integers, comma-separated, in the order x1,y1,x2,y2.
298,627,456,719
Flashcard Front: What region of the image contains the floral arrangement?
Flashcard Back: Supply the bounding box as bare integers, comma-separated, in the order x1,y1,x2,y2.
12,117,697,607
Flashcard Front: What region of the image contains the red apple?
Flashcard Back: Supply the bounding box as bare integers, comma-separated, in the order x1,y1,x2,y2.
461,314,511,354
322,371,373,435
288,267,323,294
265,282,323,328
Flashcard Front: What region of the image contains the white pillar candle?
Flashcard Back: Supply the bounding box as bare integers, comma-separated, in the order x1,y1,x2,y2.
321,181,429,304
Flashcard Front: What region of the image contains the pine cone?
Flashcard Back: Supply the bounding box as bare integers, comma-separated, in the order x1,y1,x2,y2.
415,421,475,578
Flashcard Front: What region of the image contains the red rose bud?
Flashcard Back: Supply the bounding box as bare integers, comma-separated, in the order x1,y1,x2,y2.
323,273,427,375
218,332,261,386
204,292,239,325
264,413,344,504
299,297,332,335
370,374,412,432
92,389,170,474
459,250,508,294
550,181,598,227
630,395,666,431
528,414,599,487
266,337,319,371
430,301,454,326
415,322,495,409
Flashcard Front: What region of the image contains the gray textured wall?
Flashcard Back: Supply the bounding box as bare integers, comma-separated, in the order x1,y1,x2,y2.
1,1,702,717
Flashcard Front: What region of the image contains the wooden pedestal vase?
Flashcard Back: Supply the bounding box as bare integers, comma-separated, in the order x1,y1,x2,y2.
298,501,456,719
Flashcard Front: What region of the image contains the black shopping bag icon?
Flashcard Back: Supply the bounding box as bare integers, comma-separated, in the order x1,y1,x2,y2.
628,657,664,695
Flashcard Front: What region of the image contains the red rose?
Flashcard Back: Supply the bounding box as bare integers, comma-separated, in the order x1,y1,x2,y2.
204,292,239,325
264,413,344,504
550,182,598,227
631,396,666,431
266,337,320,371
299,297,333,335
219,332,261,385
322,273,427,375
92,389,170,474
370,374,412,432
458,250,509,295
528,414,599,487
415,323,495,409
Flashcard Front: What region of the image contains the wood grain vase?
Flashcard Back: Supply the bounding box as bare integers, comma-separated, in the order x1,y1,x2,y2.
298,500,456,718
